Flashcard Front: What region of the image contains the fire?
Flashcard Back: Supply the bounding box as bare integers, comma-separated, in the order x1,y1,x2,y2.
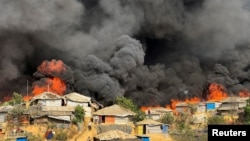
207,83,227,101
238,90,250,97
32,77,66,96
141,105,161,112
23,95,32,101
38,59,66,75
166,97,201,110
31,59,67,96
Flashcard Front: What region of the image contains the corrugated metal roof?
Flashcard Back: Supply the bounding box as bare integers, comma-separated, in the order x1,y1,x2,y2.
64,92,91,103
93,104,136,117
30,92,62,101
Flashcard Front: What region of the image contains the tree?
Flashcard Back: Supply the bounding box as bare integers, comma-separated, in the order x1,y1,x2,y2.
8,92,23,106
72,105,85,124
160,112,174,125
115,96,145,122
242,98,250,124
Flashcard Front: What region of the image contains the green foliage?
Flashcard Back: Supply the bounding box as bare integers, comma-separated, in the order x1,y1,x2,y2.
10,105,25,117
243,105,250,124
72,105,85,123
115,96,145,122
207,115,226,125
115,96,137,111
161,113,174,124
8,92,23,106
55,129,68,140
171,129,207,141
133,110,146,122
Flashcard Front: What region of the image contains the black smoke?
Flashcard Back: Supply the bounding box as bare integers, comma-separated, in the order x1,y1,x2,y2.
1,0,250,106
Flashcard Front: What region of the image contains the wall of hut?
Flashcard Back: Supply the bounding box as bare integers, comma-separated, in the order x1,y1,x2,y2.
37,99,61,106
67,101,88,107
96,124,133,134
146,125,162,134
196,104,206,113
0,113,7,122
114,116,131,124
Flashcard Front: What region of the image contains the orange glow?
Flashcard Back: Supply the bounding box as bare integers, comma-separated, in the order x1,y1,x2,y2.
38,59,66,75
31,59,67,96
207,83,227,101
32,77,66,96
23,95,32,102
141,105,161,112
238,90,250,97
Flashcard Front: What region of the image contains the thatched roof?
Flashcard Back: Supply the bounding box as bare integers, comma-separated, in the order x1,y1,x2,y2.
93,104,136,117
136,119,163,125
30,92,62,101
95,130,137,140
64,92,91,103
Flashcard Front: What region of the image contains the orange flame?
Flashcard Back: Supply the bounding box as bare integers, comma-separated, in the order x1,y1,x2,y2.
23,95,32,102
238,89,250,97
207,83,227,101
141,105,161,112
32,77,66,96
31,59,67,96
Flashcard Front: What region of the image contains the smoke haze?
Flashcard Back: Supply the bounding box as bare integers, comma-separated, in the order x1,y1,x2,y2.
1,0,250,106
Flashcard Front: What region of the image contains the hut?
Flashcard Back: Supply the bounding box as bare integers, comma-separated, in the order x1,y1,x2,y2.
176,102,188,113
63,92,92,117
216,97,243,115
29,92,62,106
0,105,13,133
93,104,136,124
135,119,165,134
206,101,221,111
196,102,206,113
145,107,173,120
0,105,13,123
94,130,139,141
63,92,91,107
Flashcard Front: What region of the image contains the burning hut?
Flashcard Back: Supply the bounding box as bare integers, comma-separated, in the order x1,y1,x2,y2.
175,102,188,113
216,96,249,115
145,107,173,120
93,104,135,124
29,92,63,106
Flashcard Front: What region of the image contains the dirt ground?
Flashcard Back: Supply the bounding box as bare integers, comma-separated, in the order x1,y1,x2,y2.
2,122,173,141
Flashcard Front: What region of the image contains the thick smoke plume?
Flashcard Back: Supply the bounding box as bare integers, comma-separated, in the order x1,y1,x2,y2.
1,0,250,106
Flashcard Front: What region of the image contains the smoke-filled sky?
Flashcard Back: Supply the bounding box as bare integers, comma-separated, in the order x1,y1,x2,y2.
1,0,250,106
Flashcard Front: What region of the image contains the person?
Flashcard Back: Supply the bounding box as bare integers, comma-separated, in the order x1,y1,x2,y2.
88,120,92,130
